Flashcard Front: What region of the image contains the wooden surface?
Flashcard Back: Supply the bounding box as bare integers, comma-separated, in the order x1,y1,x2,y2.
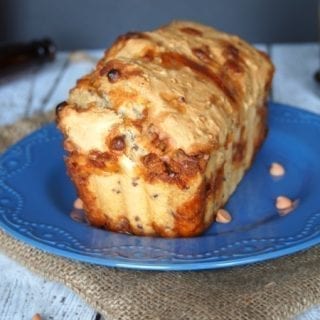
0,44,320,319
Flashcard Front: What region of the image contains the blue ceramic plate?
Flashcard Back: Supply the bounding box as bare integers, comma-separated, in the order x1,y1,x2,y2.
0,102,320,271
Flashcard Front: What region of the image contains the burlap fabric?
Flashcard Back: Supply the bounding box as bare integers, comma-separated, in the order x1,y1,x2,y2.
0,112,320,320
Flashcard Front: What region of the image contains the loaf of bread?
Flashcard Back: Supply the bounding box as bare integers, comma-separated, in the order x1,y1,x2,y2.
57,20,274,237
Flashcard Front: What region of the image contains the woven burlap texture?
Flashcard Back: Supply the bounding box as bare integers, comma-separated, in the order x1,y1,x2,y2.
0,112,320,320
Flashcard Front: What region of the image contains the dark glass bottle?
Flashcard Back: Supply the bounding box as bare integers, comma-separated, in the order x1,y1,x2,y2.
0,38,56,76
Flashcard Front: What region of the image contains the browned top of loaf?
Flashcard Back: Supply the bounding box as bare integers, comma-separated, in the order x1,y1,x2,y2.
66,20,274,154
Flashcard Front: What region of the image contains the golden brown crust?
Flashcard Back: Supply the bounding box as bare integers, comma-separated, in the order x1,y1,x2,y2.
141,150,207,189
57,20,274,237
173,179,207,236
179,26,203,36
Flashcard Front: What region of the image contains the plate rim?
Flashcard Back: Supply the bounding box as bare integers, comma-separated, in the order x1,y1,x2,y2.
1,223,320,270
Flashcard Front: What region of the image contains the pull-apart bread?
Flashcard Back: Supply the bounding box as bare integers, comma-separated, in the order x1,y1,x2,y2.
57,21,274,237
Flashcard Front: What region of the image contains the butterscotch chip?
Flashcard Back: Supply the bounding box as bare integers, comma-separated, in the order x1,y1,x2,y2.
276,197,299,216
216,209,232,223
32,314,42,320
269,162,285,177
275,196,292,211
73,198,83,210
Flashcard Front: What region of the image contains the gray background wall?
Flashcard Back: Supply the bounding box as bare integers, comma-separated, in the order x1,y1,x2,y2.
0,0,318,50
